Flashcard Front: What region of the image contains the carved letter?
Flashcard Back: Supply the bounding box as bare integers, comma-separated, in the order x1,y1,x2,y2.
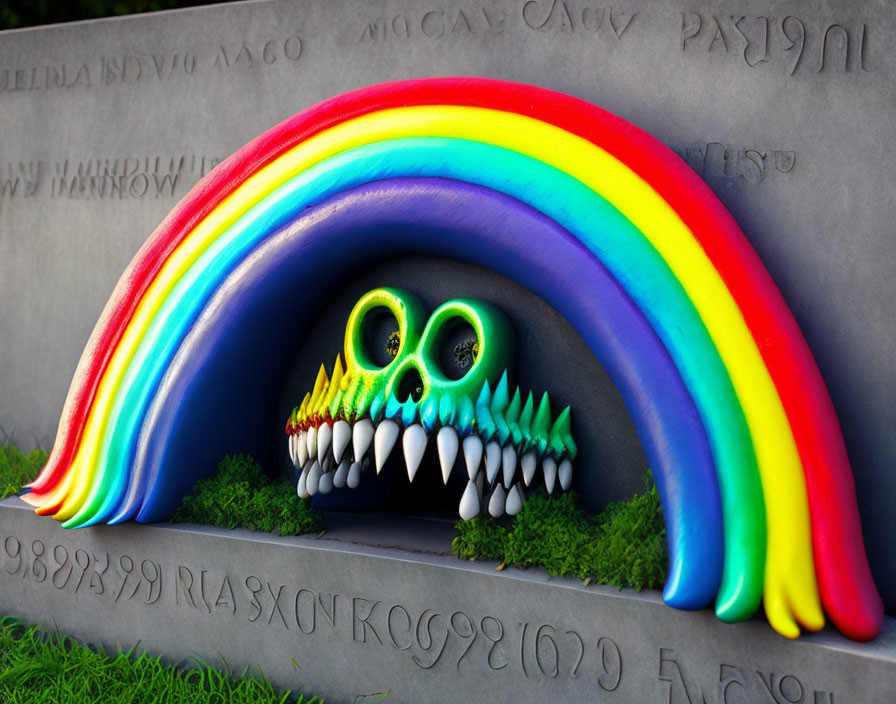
352,598,383,644
782,16,806,76
707,16,728,52
422,11,445,37
819,25,849,73
681,13,702,50
581,7,605,33
608,10,637,39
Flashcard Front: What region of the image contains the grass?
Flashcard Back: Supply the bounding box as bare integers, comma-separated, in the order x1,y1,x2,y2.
0,438,47,501
0,617,320,704
452,474,667,591
3,438,663,590
172,454,322,536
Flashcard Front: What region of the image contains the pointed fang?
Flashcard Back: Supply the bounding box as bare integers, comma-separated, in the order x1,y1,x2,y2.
317,423,332,464
403,424,428,482
485,441,501,484
353,418,374,461
374,419,400,474
502,444,517,486
559,458,573,491
459,480,480,521
306,460,322,496
463,435,483,481
306,426,317,460
437,426,459,484
347,461,362,489
521,451,537,486
332,420,352,463
543,457,557,495
488,484,506,518
297,431,308,467
506,483,524,516
297,468,309,498
333,460,350,488
318,471,334,495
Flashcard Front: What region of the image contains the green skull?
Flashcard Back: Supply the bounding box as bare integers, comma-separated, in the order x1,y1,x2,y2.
286,288,577,519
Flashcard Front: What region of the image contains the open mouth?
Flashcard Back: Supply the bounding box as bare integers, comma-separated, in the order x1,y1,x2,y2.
285,287,577,520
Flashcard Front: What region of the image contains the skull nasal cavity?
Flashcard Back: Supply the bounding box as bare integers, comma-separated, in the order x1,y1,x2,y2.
396,367,425,403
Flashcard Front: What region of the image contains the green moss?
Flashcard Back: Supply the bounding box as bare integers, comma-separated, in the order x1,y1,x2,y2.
0,443,47,501
0,617,319,703
452,474,667,591
172,454,321,536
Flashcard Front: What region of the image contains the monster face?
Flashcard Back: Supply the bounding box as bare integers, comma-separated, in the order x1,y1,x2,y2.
285,288,577,519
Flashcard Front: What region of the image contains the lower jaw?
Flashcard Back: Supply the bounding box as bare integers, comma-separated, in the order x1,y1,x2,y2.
287,418,573,520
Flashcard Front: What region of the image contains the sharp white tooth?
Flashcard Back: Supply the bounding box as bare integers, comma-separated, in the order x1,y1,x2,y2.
543,457,557,495
521,451,537,486
402,424,427,482
437,427,459,484
459,479,480,520
347,461,362,488
306,460,322,496
505,483,524,516
463,435,483,480
317,423,332,464
306,426,318,460
297,468,309,498
353,418,374,460
318,470,334,495
322,455,335,473
332,420,352,463
333,460,350,488
374,419,400,473
485,441,501,484
488,484,506,518
502,444,517,486
558,458,573,491
297,431,308,466
288,434,296,466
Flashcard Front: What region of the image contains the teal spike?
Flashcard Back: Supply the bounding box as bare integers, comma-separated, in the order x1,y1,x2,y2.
384,392,402,420
531,391,552,456
505,387,523,447
505,388,522,424
456,395,475,436
420,395,440,433
490,371,512,445
564,433,578,461
517,392,535,450
401,397,418,427
370,391,388,422
489,370,511,414
548,406,574,458
475,380,496,442
438,394,457,427
494,408,511,446
476,380,492,408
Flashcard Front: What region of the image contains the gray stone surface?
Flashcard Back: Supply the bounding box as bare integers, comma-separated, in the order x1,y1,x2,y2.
0,0,894,614
1,496,894,703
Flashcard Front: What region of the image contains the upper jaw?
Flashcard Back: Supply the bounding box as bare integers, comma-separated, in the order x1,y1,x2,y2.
286,367,577,520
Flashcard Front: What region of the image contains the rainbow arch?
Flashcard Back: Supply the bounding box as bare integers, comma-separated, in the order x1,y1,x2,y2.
23,78,881,641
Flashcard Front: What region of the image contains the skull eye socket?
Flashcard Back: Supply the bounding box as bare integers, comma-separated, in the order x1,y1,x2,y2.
434,318,480,381
360,307,401,368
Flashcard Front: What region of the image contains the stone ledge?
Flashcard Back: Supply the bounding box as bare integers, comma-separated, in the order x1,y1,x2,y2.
0,496,893,703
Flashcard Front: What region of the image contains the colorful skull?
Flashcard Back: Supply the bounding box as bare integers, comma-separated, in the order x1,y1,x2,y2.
285,288,577,519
